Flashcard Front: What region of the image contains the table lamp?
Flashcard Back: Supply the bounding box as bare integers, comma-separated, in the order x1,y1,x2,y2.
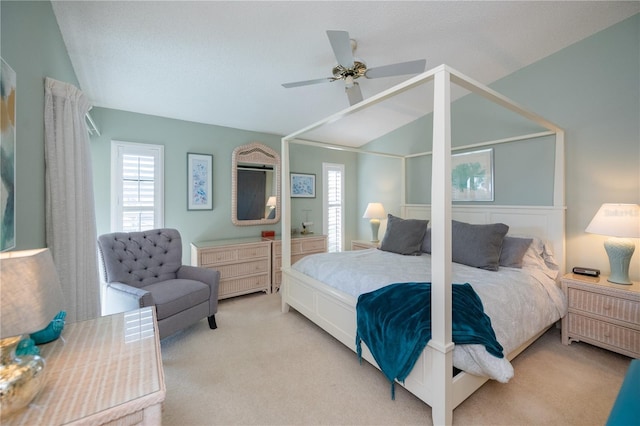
0,248,65,416
265,196,277,219
266,196,277,210
363,202,386,242
585,203,640,284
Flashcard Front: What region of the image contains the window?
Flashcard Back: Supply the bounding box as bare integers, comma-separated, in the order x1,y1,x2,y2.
323,163,344,252
111,141,164,232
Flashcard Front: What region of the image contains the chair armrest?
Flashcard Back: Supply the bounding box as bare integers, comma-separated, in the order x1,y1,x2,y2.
177,265,220,314
103,282,154,315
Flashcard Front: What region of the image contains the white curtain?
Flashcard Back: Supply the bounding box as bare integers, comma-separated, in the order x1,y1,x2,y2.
44,77,100,323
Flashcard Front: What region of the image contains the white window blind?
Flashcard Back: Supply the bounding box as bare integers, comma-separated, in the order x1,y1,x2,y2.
111,141,164,232
323,163,344,252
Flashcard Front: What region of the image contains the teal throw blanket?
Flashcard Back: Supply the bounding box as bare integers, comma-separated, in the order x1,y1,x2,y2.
355,282,503,399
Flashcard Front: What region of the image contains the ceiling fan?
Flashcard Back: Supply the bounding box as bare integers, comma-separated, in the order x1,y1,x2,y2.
282,30,427,106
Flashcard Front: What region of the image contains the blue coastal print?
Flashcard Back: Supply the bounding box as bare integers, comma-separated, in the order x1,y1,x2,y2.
292,174,314,197
191,158,209,205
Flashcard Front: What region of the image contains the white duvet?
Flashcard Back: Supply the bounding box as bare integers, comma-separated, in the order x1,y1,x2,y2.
292,248,567,382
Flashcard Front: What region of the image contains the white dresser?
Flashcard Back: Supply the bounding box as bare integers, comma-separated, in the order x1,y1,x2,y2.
191,237,272,299
269,234,327,293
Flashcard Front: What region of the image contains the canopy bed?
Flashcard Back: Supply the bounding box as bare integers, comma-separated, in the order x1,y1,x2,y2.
279,64,566,425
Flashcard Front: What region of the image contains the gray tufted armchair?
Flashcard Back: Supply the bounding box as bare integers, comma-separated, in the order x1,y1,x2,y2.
97,228,220,339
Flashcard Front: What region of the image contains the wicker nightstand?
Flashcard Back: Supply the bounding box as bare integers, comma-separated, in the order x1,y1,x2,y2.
561,273,640,358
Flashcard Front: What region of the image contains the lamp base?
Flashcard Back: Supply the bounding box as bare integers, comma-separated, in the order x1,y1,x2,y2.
370,218,381,243
0,335,47,417
604,238,635,285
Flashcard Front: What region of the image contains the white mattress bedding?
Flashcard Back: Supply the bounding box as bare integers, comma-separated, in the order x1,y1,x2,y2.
292,248,568,383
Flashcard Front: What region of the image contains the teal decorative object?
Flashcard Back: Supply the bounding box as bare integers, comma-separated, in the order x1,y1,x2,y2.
30,311,66,344
15,338,40,356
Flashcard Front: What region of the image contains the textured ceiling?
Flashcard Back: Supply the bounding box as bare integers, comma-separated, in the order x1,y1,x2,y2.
51,1,639,138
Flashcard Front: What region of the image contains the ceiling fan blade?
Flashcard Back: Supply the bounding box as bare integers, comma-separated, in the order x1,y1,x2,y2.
346,82,363,106
326,30,354,68
282,77,334,88
365,59,427,79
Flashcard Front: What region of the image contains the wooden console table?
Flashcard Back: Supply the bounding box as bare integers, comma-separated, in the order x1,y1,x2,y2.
3,308,166,425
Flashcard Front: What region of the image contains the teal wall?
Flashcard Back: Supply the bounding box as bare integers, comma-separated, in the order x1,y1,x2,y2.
90,108,358,262
358,14,640,279
3,1,638,279
288,144,359,247
0,1,80,250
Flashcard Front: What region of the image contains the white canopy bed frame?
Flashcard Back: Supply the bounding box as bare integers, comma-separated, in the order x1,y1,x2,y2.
280,64,565,425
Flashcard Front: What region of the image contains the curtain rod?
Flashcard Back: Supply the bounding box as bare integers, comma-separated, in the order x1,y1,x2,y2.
85,112,100,136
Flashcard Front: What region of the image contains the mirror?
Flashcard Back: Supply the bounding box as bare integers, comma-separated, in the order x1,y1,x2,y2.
232,142,281,226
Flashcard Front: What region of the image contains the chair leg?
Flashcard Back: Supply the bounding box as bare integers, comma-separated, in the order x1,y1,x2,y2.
208,315,217,329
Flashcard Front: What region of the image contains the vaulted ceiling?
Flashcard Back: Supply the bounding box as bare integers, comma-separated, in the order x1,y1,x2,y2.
51,1,639,137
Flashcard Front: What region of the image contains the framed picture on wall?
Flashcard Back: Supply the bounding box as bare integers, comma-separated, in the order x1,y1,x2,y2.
187,153,213,210
452,148,494,201
1,58,16,251
290,173,315,198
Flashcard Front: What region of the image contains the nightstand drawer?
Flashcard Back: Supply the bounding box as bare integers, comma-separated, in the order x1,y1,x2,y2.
567,314,640,356
568,288,640,324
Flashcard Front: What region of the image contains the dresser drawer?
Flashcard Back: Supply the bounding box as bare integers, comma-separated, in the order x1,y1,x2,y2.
217,259,269,279
567,313,640,356
568,288,640,325
219,275,270,299
291,240,303,255
299,238,326,253
199,243,269,266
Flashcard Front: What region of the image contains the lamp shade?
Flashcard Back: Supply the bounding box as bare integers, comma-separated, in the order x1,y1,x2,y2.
0,248,65,339
266,196,277,208
362,203,386,219
585,204,640,238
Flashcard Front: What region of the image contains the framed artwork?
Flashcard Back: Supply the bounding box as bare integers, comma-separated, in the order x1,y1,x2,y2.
187,153,213,210
452,148,494,202
291,173,315,198
1,58,16,251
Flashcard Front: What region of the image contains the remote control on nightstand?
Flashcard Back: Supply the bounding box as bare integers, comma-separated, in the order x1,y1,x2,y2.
572,266,600,277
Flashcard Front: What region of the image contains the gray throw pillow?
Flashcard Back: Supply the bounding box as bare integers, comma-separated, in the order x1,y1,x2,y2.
499,236,533,268
380,214,428,256
421,227,431,253
451,220,509,271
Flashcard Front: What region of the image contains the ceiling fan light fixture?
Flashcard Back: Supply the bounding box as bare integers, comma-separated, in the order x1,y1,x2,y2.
345,75,354,88
281,30,426,106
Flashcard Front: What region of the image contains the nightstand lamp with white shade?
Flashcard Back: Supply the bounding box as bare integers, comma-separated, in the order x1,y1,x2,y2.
585,203,640,285
363,202,386,242
0,248,65,416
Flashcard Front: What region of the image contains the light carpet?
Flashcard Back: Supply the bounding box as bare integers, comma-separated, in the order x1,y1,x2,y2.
160,293,631,425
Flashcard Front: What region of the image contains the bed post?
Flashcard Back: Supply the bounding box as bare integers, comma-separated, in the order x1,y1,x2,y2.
553,130,567,274
281,136,291,313
429,66,455,425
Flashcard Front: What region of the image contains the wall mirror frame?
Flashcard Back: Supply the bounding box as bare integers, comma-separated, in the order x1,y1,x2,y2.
231,142,281,226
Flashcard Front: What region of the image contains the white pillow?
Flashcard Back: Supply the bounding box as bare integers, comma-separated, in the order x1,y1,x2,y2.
520,236,560,280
